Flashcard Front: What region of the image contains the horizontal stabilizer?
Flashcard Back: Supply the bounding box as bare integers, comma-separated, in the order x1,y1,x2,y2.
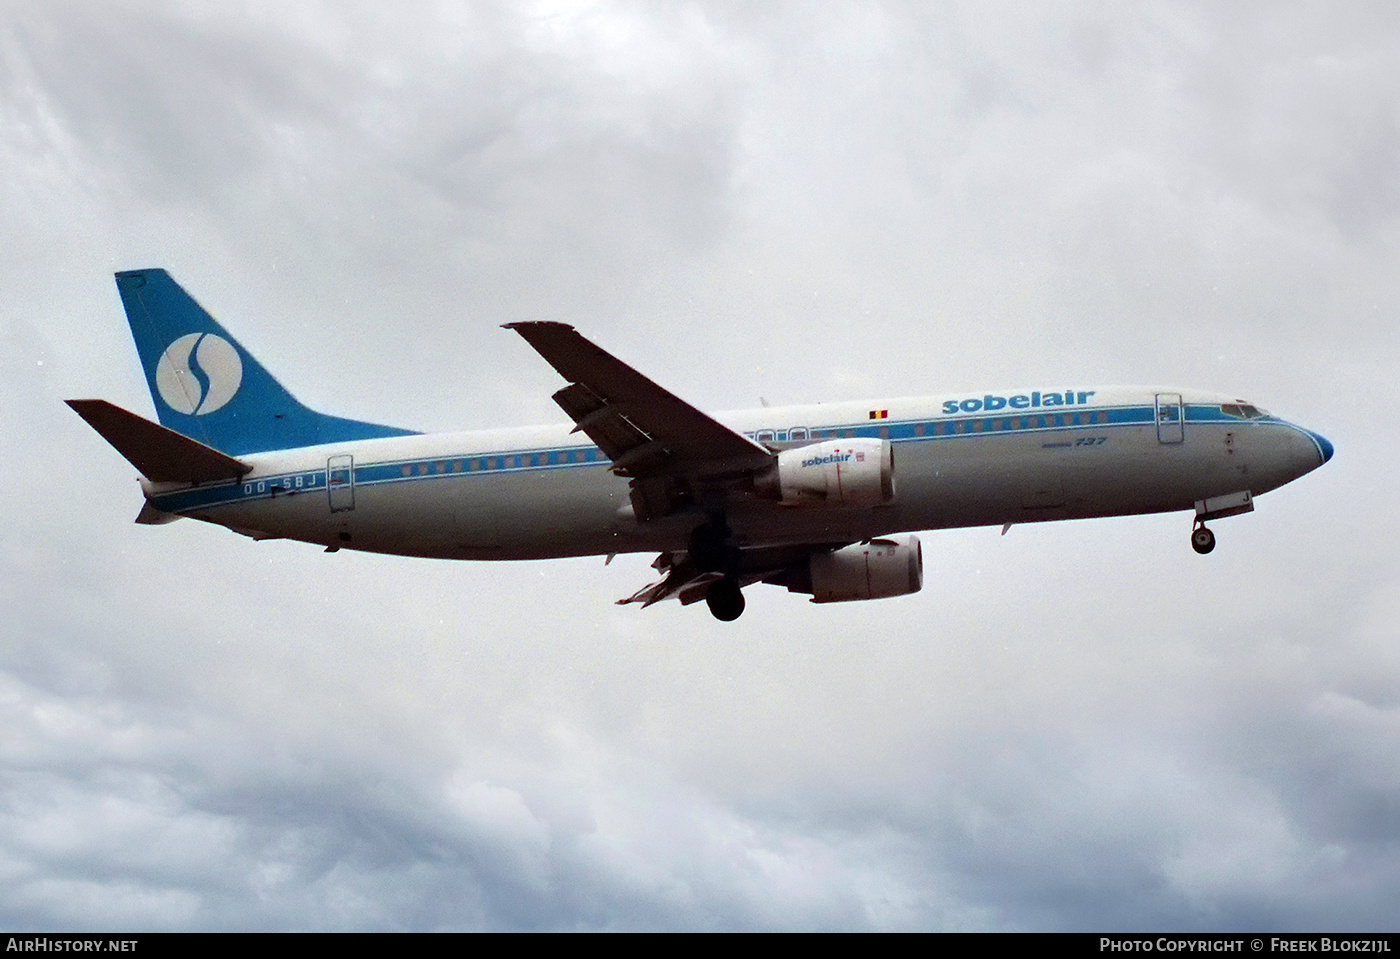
67,399,250,484
134,500,179,525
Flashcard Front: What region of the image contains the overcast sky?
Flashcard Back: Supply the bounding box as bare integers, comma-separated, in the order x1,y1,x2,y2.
2,0,1397,931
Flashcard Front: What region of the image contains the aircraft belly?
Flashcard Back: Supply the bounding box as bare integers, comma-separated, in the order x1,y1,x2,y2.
466,467,634,559
195,489,341,546
877,426,1257,531
345,467,634,560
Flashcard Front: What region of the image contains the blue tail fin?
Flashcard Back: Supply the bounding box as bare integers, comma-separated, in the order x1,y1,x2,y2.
116,269,417,455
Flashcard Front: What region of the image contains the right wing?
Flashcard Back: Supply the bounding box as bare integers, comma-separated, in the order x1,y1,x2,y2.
506,324,864,610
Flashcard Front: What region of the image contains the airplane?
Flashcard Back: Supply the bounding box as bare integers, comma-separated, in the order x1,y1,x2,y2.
68,269,1334,621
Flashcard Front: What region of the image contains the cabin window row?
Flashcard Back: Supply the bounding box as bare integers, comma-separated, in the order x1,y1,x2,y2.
911,410,1109,436
754,428,859,442
754,410,1111,443
389,410,1115,480
397,448,604,478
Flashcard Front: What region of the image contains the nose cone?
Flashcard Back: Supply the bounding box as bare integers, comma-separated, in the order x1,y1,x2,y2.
1287,426,1333,478
1307,430,1334,466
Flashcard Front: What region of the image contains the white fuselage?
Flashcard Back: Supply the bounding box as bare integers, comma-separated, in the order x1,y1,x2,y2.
143,386,1331,559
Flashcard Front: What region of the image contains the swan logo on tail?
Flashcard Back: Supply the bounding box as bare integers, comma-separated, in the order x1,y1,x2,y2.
154,333,243,415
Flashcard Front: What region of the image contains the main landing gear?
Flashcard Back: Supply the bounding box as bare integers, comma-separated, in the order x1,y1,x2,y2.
705,577,746,622
1191,522,1216,555
693,514,746,621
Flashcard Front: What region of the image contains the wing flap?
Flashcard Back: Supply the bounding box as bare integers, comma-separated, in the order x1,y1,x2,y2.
618,569,724,608
67,399,251,484
506,321,770,473
618,542,854,608
551,382,648,462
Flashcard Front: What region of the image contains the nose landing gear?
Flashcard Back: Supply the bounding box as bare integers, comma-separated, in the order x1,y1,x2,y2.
1190,490,1252,555
1191,523,1216,555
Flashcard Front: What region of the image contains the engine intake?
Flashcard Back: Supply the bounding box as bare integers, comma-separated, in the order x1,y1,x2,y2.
755,438,895,507
781,534,924,603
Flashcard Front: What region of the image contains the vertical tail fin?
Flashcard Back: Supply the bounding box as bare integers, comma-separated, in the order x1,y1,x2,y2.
116,269,416,455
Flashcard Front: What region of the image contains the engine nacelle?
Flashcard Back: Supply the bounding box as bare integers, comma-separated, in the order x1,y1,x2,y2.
757,438,895,507
805,534,923,603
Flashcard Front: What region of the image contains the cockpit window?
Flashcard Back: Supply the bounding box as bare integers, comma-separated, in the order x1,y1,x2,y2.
1221,402,1267,419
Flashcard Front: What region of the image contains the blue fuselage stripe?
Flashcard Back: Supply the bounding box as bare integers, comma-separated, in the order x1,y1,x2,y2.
149,403,1280,515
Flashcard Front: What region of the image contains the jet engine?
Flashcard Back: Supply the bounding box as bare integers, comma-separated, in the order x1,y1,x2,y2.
776,534,924,603
755,438,895,507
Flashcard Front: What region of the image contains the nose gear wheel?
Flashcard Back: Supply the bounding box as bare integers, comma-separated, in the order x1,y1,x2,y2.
1191,524,1216,555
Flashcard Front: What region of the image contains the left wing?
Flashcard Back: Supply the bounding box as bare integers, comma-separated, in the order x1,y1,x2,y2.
505,322,774,520
505,323,909,617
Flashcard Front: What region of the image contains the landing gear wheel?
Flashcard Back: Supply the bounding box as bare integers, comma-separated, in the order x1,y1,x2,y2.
706,578,746,622
1191,525,1216,555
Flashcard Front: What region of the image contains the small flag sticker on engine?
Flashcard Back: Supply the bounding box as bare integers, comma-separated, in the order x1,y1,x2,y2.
869,409,888,420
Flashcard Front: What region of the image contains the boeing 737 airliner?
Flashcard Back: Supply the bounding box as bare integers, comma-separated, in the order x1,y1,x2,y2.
69,269,1333,620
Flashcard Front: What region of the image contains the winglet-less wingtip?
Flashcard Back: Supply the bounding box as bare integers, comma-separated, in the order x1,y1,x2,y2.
502,321,576,332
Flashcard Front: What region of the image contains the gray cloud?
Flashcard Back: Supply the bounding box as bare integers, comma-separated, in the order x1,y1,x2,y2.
1,0,1396,931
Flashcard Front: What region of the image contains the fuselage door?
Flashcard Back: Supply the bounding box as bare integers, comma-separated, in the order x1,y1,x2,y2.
1155,393,1184,444
328,454,355,512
